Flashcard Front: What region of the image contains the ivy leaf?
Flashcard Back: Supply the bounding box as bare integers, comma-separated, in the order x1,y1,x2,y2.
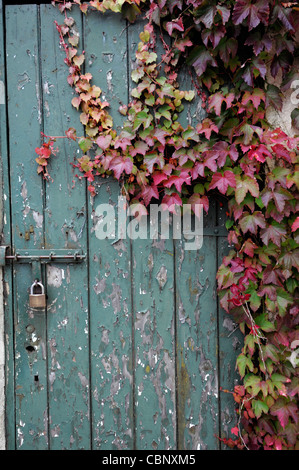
245,31,272,55
239,211,266,235
255,313,276,333
291,217,299,232
209,170,236,195
241,88,265,109
109,156,133,180
278,249,299,270
165,17,184,36
208,92,234,116
164,169,191,192
141,184,159,206
270,398,298,429
130,140,149,157
266,84,284,112
96,134,112,151
276,288,293,316
217,37,238,66
188,193,209,214
260,222,287,247
252,400,269,419
237,353,254,378
187,46,217,77
235,174,259,204
121,2,141,23
65,127,77,141
161,193,183,213
271,4,295,32
233,0,270,31
73,53,85,67
78,137,93,153
196,118,219,140
261,188,291,212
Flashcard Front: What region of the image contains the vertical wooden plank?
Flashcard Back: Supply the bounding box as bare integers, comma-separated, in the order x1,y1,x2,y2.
84,11,134,449
127,20,177,449
84,10,128,132
132,227,176,450
0,0,14,450
175,207,220,450
5,4,48,450
40,5,90,449
88,181,134,449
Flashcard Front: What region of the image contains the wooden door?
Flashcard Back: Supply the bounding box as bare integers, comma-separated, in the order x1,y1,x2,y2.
0,2,241,450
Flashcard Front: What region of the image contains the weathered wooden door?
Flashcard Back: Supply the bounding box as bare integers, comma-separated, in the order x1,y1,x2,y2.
0,2,241,450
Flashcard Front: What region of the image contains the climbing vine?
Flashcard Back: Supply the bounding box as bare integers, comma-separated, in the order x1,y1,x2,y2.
36,0,299,450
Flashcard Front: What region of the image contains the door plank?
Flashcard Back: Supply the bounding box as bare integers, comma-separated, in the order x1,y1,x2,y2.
84,11,134,450
175,235,220,450
132,225,176,450
0,0,15,449
40,5,90,449
5,4,48,449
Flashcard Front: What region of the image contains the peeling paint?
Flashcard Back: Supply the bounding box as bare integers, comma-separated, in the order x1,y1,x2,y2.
47,265,64,288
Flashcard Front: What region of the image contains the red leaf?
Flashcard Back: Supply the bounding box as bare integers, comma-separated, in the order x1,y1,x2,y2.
109,157,133,180
188,193,209,214
208,92,235,116
291,217,299,232
152,171,168,186
270,398,298,429
161,193,182,213
209,170,236,195
231,426,239,437
165,18,184,36
196,118,219,140
141,184,159,206
164,169,191,192
247,144,272,163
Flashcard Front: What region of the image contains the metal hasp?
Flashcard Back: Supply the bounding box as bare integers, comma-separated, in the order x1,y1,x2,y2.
0,247,86,282
0,248,86,265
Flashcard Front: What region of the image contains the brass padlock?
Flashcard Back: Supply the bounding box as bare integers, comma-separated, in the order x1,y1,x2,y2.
29,280,46,309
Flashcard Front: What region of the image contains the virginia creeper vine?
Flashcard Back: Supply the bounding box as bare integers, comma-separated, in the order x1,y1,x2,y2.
35,0,299,450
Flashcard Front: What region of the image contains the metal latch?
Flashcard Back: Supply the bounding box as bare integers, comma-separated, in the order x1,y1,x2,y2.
0,246,86,280
1,248,86,265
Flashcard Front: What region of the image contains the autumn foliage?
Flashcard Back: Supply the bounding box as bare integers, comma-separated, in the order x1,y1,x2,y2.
35,0,299,449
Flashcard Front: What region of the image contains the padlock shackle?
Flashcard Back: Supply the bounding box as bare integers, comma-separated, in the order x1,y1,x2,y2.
30,280,45,295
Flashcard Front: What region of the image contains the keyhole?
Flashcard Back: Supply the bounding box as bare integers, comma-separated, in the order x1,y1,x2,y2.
34,374,39,383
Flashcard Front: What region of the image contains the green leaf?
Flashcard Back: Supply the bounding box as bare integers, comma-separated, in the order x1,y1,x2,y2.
237,353,254,378
252,399,269,419
78,137,93,153
121,2,141,23
276,288,293,317
255,313,276,332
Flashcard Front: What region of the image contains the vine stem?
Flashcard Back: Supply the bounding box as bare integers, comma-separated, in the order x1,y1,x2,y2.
242,302,268,380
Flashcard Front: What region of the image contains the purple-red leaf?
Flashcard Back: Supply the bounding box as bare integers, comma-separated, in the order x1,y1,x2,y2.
233,0,270,31
209,170,236,195
270,398,298,429
239,211,266,235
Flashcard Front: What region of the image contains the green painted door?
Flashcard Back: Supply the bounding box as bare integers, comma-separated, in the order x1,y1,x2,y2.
0,2,242,450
